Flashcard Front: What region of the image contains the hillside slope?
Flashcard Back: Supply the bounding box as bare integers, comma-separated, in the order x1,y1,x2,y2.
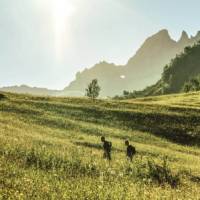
144,41,200,96
0,92,200,199
64,30,200,97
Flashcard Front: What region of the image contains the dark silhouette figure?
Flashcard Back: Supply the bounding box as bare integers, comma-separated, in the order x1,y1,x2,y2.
125,140,136,161
101,136,112,160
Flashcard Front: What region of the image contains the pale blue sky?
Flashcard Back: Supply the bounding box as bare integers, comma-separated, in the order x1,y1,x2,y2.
0,0,200,89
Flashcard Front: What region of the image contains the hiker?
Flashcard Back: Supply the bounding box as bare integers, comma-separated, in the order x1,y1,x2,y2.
101,136,112,161
125,140,136,161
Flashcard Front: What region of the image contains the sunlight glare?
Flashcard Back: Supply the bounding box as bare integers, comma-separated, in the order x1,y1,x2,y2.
52,0,75,61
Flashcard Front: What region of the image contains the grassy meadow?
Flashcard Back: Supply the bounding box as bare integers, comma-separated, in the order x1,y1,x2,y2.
0,92,200,199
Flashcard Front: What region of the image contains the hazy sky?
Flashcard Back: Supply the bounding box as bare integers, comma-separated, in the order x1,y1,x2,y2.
1,0,200,89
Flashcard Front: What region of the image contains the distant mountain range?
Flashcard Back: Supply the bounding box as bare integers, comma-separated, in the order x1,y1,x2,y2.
1,29,200,97
0,85,86,97
0,85,59,96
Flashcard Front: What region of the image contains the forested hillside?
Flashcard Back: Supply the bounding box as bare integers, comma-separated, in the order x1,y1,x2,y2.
144,41,200,96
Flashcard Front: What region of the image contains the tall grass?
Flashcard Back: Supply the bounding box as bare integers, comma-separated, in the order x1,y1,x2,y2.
0,92,200,199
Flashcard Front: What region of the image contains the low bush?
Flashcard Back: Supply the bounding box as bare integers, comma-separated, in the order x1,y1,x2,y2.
147,158,180,188
125,157,180,188
0,93,6,100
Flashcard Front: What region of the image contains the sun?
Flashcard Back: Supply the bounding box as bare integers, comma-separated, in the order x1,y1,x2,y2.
52,0,75,61
53,0,75,20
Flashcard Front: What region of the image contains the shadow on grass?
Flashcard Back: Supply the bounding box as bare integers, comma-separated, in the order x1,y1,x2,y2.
2,100,200,147
180,170,200,184
73,141,123,153
190,175,200,184
73,141,168,159
39,101,200,147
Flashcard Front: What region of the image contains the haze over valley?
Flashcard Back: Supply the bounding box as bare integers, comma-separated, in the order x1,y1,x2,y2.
1,29,200,97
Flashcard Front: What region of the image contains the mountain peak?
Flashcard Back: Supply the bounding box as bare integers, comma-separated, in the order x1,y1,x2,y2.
158,29,169,35
154,29,172,40
178,31,189,43
143,29,176,46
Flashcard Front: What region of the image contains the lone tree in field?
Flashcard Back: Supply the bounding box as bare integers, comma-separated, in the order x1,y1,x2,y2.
86,79,101,100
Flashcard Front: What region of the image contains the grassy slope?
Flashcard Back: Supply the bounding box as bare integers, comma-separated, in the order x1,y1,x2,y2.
0,92,200,199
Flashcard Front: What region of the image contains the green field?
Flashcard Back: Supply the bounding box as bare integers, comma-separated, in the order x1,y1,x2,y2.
0,92,200,199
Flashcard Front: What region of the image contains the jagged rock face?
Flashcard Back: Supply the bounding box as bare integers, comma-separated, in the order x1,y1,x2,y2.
124,30,177,90
123,30,200,92
179,31,189,43
64,29,200,97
